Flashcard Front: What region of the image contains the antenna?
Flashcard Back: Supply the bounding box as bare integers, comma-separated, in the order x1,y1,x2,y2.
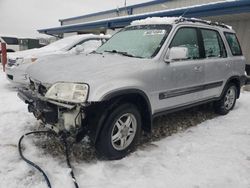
124,0,128,15
116,6,120,16
176,8,189,23
180,8,189,18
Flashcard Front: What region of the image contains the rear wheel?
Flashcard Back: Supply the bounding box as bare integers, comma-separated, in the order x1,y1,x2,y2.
95,103,141,160
214,83,237,115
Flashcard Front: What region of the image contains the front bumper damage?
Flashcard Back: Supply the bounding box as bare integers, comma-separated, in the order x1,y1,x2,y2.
18,87,108,143
18,87,85,135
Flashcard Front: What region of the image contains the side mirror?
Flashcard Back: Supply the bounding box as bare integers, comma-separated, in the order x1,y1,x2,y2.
75,45,85,54
164,46,189,63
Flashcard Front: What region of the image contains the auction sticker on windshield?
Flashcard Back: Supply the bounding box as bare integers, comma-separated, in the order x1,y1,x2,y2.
144,30,166,36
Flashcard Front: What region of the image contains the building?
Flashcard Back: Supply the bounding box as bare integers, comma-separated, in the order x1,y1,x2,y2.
19,38,44,51
38,0,250,64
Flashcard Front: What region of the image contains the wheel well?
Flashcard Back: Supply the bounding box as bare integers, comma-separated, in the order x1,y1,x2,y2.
106,93,152,133
227,77,241,98
83,92,152,144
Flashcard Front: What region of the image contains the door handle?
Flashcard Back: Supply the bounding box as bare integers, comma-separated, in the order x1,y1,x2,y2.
194,66,202,72
226,62,231,68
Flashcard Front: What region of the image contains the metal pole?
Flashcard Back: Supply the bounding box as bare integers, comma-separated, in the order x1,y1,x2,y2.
1,43,7,72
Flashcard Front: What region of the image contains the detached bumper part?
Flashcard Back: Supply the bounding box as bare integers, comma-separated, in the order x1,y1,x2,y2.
17,89,34,104
28,101,58,125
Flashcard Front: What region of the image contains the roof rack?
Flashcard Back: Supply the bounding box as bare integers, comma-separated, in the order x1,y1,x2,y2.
175,17,231,29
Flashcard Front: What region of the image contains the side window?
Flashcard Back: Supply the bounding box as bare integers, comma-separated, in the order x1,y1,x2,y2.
170,27,200,59
201,29,227,58
70,39,102,53
224,32,242,56
79,40,102,53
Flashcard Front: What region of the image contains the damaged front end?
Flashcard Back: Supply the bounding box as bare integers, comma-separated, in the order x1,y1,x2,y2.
17,79,89,139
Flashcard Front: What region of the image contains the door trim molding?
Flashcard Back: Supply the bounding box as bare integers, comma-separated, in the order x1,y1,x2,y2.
159,81,223,100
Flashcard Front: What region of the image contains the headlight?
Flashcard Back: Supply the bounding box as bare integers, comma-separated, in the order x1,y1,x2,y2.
8,58,16,66
8,58,24,67
45,82,89,103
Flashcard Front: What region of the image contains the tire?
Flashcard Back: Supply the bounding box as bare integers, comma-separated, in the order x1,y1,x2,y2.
214,83,237,115
95,103,141,160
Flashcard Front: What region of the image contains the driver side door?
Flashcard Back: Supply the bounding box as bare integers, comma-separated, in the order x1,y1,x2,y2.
154,27,205,113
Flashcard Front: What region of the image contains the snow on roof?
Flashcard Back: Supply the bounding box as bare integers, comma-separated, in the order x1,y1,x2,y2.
42,34,109,51
130,17,179,26
130,16,233,30
0,34,18,39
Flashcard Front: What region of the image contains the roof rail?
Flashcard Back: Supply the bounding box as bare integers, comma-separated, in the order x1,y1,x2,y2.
175,17,231,29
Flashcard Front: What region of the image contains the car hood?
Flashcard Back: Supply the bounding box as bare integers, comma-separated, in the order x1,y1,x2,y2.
7,47,64,60
27,53,150,85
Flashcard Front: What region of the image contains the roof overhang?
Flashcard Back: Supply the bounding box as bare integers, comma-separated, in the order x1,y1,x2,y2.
38,0,250,35
59,0,168,23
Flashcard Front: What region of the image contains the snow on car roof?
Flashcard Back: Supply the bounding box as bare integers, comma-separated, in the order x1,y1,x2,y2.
42,34,109,51
130,17,179,26
0,34,18,39
130,16,233,31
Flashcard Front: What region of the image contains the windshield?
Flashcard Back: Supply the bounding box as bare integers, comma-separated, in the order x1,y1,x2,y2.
42,36,82,51
96,25,172,58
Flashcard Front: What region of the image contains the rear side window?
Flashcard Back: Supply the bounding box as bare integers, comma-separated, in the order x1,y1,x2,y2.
1,37,19,45
170,27,200,59
201,29,227,58
224,32,242,56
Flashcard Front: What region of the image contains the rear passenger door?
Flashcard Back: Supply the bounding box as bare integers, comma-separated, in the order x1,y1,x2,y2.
200,28,229,99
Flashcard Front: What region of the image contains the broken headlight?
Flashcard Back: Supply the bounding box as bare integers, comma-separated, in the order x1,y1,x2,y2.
45,82,89,103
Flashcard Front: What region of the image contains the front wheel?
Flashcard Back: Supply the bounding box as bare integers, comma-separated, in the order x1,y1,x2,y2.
95,103,141,160
214,84,237,115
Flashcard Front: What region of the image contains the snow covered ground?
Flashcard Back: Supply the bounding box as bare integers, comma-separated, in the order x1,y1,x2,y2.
0,70,250,188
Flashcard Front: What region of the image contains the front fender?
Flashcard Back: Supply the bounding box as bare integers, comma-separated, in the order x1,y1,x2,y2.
87,79,150,102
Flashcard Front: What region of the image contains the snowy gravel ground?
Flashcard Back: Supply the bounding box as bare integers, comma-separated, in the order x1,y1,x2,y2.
0,70,250,188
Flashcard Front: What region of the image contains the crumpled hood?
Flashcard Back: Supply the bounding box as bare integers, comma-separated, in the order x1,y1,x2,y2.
27,53,149,85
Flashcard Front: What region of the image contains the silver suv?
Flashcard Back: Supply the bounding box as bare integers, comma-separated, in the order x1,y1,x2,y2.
18,17,247,159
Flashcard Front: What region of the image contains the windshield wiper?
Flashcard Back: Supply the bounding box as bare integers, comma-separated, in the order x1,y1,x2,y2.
104,50,143,58
91,50,102,55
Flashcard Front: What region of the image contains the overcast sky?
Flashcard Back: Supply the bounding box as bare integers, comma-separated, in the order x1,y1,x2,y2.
0,0,150,38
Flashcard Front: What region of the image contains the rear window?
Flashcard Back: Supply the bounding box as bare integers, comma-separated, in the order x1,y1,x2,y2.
1,37,19,45
224,32,242,56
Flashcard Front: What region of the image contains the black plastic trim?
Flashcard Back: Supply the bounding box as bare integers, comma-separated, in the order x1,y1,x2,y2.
159,81,223,100
155,76,243,118
222,76,241,99
100,89,153,133
246,64,250,76
7,74,13,80
153,97,217,118
102,89,151,112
